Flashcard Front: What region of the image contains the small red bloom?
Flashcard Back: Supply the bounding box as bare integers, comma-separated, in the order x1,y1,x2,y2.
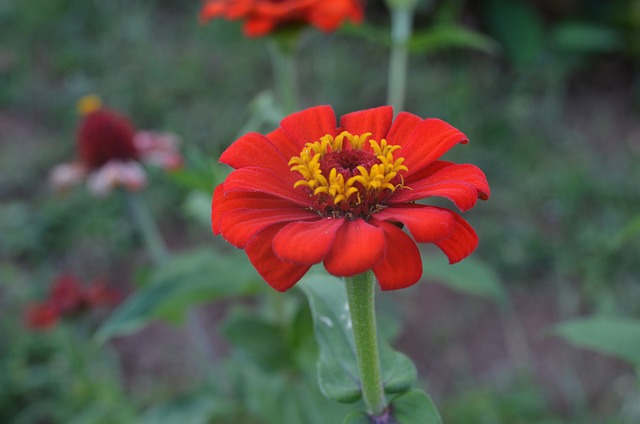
200,0,364,37
25,302,60,330
212,105,490,291
24,274,122,330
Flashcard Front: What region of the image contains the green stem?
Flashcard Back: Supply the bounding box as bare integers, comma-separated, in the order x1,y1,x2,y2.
386,4,415,112
268,38,298,116
345,271,387,416
122,191,170,266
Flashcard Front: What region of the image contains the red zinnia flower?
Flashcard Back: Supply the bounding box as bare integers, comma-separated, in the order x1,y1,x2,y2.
212,105,490,291
200,0,364,37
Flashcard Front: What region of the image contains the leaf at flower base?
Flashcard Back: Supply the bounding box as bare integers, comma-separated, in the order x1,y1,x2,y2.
389,389,443,424
96,248,265,343
551,316,640,367
342,390,442,424
422,254,507,305
298,272,417,404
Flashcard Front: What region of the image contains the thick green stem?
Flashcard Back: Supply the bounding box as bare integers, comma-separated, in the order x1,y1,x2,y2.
345,271,387,416
386,5,415,112
268,38,298,116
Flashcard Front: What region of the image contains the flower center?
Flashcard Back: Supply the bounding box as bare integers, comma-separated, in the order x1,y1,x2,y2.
289,131,408,219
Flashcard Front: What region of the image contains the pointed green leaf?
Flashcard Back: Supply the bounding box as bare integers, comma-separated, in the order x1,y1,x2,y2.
298,273,417,404
552,316,640,367
96,248,264,342
422,254,507,304
408,25,500,55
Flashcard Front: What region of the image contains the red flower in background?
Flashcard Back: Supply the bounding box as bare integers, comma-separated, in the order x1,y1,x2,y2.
200,0,364,37
212,105,490,291
50,95,183,197
25,274,122,330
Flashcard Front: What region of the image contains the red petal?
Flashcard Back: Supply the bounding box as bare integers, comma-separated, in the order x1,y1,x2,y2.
339,106,393,142
400,119,468,179
220,132,290,176
219,205,316,248
223,167,311,206
279,105,337,148
272,218,344,264
266,127,302,161
393,163,490,211
434,211,479,263
245,224,311,292
374,205,455,242
370,220,423,290
211,184,226,235
323,219,386,276
385,111,422,147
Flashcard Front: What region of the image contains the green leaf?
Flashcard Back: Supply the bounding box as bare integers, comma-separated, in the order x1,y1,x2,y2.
298,273,417,404
390,389,443,424
342,390,442,424
482,0,545,65
422,254,507,304
408,25,500,55
220,310,289,371
552,316,640,367
552,22,621,54
96,248,264,342
138,389,231,424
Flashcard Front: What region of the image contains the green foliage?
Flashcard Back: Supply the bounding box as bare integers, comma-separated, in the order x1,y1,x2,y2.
552,316,640,367
408,25,500,55
422,254,507,305
96,248,265,342
343,390,443,424
298,273,417,403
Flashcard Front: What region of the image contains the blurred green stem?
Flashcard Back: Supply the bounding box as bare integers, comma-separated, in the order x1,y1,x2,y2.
345,271,387,417
268,37,299,115
386,2,416,112
122,190,216,378
123,191,169,266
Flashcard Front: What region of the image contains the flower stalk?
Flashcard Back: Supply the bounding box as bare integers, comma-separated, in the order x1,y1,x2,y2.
386,1,417,112
268,35,299,116
345,270,387,416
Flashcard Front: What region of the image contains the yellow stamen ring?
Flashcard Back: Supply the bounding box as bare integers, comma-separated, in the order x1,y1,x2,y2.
288,131,408,210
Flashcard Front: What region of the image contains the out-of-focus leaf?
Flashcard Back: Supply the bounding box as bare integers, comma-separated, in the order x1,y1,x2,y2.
298,273,417,404
482,0,545,65
408,25,500,55
422,254,507,304
138,389,231,424
339,22,390,46
182,190,213,227
552,316,640,367
220,310,289,371
96,248,264,342
553,22,622,53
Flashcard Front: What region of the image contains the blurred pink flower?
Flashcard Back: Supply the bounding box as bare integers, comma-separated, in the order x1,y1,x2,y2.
50,95,183,196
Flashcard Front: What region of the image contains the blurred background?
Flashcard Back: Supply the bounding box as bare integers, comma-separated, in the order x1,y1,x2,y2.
1,0,639,423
